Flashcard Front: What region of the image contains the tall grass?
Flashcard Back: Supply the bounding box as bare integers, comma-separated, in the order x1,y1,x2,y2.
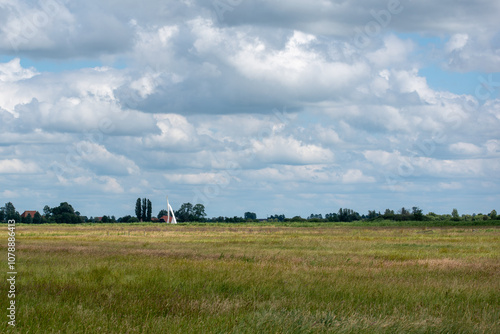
1,224,499,333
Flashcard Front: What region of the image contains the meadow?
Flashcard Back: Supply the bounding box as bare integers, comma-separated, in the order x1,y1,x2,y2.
2,223,499,333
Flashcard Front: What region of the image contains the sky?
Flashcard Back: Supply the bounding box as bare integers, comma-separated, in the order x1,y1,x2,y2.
0,0,499,219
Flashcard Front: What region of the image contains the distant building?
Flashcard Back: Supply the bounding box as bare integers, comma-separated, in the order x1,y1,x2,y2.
159,215,175,223
21,211,38,218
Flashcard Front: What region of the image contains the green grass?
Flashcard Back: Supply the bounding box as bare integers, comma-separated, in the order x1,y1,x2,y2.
1,224,499,333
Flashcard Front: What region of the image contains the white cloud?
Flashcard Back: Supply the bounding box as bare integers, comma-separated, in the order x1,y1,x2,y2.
0,159,40,174
485,140,500,156
364,149,488,179
445,34,469,53
342,169,375,184
228,30,370,92
144,114,199,149
164,172,233,185
251,136,334,164
449,142,482,156
245,164,339,184
158,25,179,46
438,182,462,190
78,142,140,175
367,35,414,68
314,125,342,145
1,190,20,198
0,58,38,82
99,176,125,194
363,150,397,166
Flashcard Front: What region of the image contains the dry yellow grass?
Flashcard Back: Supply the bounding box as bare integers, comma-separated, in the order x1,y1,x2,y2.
2,224,499,333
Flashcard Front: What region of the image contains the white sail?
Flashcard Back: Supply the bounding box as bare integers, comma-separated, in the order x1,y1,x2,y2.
166,196,177,224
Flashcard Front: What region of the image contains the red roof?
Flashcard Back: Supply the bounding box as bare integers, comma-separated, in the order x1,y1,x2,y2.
159,215,174,223
21,211,38,218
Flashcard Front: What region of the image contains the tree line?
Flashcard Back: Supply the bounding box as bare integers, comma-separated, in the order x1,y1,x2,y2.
0,200,209,224
1,201,498,224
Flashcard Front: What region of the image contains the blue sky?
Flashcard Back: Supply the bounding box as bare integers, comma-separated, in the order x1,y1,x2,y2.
0,0,499,219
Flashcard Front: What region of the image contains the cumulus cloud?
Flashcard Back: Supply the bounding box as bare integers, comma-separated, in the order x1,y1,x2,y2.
367,35,414,68
164,172,233,185
449,142,483,156
342,169,375,184
0,58,38,81
1,0,500,217
144,114,200,150
445,34,469,53
251,136,334,165
0,0,133,57
0,159,40,174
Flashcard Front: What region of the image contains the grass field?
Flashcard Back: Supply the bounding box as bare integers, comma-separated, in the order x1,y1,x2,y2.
2,223,499,333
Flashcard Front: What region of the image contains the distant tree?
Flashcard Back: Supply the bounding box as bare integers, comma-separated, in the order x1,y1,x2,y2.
142,198,147,221
4,202,17,221
367,210,378,220
394,207,411,221
33,212,42,224
412,207,423,221
308,213,323,220
426,212,439,221
118,215,132,223
101,216,110,223
22,213,33,224
490,210,497,220
337,208,360,222
128,217,140,223
268,214,285,222
175,203,194,222
50,202,80,224
0,207,4,223
325,213,339,222
225,216,244,223
383,209,395,220
290,216,306,222
147,199,152,221
135,198,142,221
193,204,206,222
157,209,168,219
462,214,472,221
451,208,460,221
244,212,257,220
43,205,51,219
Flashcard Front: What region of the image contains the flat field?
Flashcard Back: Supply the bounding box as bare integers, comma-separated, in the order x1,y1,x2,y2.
2,224,499,333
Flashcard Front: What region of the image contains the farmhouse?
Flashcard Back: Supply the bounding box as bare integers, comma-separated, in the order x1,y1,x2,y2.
21,211,38,218
159,215,175,223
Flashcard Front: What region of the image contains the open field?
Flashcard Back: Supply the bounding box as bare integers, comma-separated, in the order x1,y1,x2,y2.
2,224,499,333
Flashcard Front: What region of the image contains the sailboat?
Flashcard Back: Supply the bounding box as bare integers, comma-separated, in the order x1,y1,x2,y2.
166,196,177,224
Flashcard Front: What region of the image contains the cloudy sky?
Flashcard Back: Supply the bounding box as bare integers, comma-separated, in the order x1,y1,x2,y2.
0,0,499,219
